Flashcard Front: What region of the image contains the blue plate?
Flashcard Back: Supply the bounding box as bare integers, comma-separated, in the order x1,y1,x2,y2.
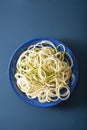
8,37,79,107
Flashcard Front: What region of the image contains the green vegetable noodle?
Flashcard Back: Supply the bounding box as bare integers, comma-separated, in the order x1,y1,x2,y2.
15,40,73,103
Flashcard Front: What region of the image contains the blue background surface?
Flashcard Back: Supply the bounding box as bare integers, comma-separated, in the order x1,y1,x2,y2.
0,0,87,130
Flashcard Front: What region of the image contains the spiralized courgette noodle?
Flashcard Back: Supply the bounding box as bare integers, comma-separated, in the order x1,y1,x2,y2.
15,40,73,103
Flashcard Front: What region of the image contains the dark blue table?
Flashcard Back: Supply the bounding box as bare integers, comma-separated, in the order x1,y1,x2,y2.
0,0,87,130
